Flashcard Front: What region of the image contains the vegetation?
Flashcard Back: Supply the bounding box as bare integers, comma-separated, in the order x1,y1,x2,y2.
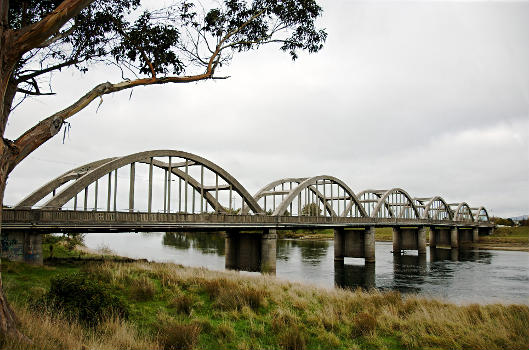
301,203,322,216
491,217,516,226
278,228,396,241
2,255,528,350
477,226,529,250
0,0,327,335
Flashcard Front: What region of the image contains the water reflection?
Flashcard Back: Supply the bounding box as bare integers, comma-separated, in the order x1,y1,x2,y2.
163,232,225,255
392,254,427,293
277,239,329,265
83,232,529,304
334,262,376,290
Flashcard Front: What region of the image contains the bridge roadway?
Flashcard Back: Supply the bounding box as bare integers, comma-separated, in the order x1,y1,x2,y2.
3,209,493,233
1,149,495,272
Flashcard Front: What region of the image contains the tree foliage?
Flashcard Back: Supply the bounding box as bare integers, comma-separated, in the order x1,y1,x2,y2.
0,0,326,336
1,0,326,173
301,202,320,216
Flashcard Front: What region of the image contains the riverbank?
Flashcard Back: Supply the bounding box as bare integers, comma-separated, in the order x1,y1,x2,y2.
279,227,529,251
2,238,529,350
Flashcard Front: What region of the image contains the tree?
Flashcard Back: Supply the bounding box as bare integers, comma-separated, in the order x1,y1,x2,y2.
301,202,320,216
0,0,326,336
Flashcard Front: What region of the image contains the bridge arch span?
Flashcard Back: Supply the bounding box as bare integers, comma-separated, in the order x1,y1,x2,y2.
451,202,474,222
472,206,489,222
14,157,118,209
40,150,263,214
371,188,421,219
271,175,367,217
420,196,453,220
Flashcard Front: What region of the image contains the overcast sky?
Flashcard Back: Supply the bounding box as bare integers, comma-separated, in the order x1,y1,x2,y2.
4,0,529,217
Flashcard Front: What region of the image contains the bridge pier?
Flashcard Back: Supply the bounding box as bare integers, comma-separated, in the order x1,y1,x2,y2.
392,227,426,255
457,228,475,245
472,228,479,242
451,227,459,248
334,227,375,263
1,231,43,265
430,227,453,248
224,229,277,274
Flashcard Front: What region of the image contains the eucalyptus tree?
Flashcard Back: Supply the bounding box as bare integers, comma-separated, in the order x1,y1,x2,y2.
0,0,326,336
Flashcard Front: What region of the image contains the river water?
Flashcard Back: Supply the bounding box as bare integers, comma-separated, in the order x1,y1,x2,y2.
84,232,529,305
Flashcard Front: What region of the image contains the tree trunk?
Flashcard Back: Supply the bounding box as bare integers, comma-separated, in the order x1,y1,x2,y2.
0,140,21,339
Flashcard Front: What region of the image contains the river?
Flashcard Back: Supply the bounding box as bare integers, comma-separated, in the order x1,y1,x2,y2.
84,231,529,305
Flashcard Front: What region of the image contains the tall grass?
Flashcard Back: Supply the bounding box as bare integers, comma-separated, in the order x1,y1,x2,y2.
3,260,529,350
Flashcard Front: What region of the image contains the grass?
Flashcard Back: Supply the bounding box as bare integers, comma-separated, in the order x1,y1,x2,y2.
278,227,396,241
479,226,528,245
2,255,529,350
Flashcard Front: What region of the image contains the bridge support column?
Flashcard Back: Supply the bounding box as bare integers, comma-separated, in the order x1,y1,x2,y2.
418,227,427,255
1,231,43,265
472,228,479,243
392,227,401,254
224,229,276,274
261,229,277,274
224,230,238,270
450,227,459,248
364,226,375,263
429,227,437,248
334,228,344,262
334,227,374,263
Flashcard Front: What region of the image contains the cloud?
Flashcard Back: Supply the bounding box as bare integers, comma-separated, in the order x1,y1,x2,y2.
4,0,529,218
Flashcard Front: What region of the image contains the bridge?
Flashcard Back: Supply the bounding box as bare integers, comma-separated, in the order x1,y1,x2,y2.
1,150,494,273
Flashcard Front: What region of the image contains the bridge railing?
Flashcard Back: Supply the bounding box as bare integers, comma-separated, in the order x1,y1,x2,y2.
2,209,494,228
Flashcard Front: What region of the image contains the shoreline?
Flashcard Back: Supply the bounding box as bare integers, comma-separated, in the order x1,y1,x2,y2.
279,234,529,252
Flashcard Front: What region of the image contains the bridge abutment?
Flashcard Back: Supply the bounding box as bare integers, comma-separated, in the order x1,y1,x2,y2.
1,231,43,265
334,227,375,263
392,227,426,255
224,229,277,274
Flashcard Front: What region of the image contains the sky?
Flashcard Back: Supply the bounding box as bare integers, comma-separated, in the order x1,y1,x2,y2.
4,0,529,218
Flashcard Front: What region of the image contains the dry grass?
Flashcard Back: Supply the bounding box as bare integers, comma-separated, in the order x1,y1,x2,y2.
168,293,195,315
129,275,156,301
157,318,202,350
1,305,160,350
4,260,529,350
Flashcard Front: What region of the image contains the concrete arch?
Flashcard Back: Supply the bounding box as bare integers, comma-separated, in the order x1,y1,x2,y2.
422,196,453,220
14,157,118,209
271,175,367,217
371,188,421,219
41,150,263,214
252,178,307,202
352,189,394,217
473,206,489,222
452,202,474,222
249,177,337,216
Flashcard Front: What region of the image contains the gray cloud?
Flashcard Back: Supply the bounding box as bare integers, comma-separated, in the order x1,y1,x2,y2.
5,0,529,218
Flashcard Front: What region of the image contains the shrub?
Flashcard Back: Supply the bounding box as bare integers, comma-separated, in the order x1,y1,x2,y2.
352,311,377,337
42,272,128,325
157,319,202,350
129,275,156,301
168,294,195,315
278,325,306,350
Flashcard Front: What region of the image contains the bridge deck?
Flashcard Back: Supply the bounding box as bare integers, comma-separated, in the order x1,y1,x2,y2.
2,209,494,233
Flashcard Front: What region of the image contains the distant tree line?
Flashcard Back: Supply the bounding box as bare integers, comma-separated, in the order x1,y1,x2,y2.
491,217,529,226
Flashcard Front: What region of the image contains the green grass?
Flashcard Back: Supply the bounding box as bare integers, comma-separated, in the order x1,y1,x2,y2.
2,246,529,350
479,226,529,245
277,227,396,242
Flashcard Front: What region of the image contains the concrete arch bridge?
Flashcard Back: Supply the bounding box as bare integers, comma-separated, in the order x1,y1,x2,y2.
2,150,494,272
